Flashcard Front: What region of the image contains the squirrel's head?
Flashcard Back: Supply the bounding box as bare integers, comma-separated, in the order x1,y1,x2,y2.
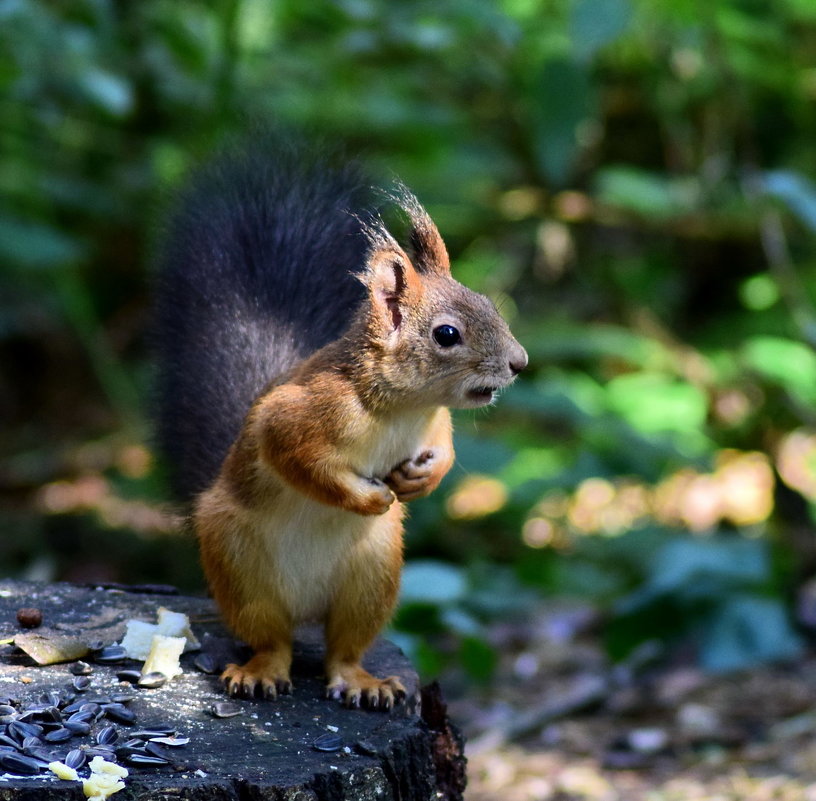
358,188,527,410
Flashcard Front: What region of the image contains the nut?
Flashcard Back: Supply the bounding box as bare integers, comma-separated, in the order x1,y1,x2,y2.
16,608,42,629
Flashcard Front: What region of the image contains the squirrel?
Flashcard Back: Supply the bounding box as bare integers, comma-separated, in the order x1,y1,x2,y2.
153,140,527,709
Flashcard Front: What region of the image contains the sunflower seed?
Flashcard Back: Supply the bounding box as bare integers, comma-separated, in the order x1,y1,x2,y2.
44,727,72,743
70,661,93,676
124,753,169,766
38,692,60,707
116,670,142,684
0,752,42,775
148,736,189,747
103,704,136,725
210,702,241,719
137,672,167,689
193,653,218,674
72,676,91,692
130,727,175,739
64,748,86,770
312,733,342,752
9,721,42,742
94,645,128,664
96,725,118,746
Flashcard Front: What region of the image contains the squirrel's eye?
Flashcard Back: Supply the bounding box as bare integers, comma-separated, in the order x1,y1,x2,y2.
433,325,461,347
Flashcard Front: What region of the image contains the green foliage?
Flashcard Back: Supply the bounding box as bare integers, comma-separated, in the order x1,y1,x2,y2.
3,0,816,680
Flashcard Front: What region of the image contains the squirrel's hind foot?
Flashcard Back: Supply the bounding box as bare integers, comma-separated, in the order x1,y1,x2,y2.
222,652,293,700
326,665,406,710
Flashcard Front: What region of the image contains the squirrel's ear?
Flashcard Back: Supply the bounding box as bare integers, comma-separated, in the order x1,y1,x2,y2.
393,184,450,276
408,217,450,276
365,249,423,333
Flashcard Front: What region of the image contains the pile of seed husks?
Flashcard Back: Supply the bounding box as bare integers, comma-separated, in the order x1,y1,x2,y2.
0,652,190,782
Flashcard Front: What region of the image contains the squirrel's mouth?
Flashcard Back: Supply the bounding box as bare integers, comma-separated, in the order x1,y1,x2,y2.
467,386,498,404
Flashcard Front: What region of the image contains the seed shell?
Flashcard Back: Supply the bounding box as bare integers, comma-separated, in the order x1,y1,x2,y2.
44,727,72,743
312,733,342,752
96,725,118,745
94,645,128,664
193,653,218,674
137,672,167,689
64,748,86,770
0,752,42,775
104,703,136,725
210,702,242,718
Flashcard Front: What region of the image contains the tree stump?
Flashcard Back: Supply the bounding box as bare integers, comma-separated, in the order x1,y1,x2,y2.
0,579,466,800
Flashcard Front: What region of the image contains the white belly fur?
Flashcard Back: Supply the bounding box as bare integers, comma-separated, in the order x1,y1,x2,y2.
242,408,434,622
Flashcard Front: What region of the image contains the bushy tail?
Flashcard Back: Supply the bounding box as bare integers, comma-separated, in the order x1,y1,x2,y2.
152,140,373,501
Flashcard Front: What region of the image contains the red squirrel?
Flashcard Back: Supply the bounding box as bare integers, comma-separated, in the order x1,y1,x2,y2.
154,142,527,708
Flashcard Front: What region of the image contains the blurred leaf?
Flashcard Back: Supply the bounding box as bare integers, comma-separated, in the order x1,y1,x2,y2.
78,68,133,117
449,432,515,475
520,323,669,369
741,336,816,406
400,560,467,604
527,58,595,185
459,635,497,682
618,536,769,614
763,170,816,231
605,373,708,434
596,166,699,220
699,594,803,672
0,216,85,268
569,0,632,62
440,607,482,636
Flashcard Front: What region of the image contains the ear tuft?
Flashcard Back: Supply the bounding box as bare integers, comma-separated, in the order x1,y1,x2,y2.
390,182,450,276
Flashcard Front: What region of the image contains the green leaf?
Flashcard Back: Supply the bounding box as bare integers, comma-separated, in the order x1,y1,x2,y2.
569,0,632,62
699,595,803,672
0,216,85,268
459,636,497,682
618,537,769,614
596,166,699,220
741,336,816,405
527,58,595,185
605,373,708,434
400,561,467,605
78,68,133,117
519,323,669,369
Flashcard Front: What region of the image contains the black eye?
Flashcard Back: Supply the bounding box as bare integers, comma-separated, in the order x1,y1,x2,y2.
433,325,461,347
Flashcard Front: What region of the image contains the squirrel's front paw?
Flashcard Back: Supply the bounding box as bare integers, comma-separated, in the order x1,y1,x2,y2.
385,450,437,501
353,478,395,515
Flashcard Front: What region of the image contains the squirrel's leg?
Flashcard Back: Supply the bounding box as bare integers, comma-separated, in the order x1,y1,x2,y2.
196,493,294,699
324,506,406,709
385,408,454,501
220,605,294,700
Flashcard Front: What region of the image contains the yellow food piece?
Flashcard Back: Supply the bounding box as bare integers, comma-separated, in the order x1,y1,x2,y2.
48,761,79,781
141,633,185,678
82,775,125,799
88,756,128,778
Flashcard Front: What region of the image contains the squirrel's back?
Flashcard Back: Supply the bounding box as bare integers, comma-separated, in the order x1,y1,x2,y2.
153,143,373,501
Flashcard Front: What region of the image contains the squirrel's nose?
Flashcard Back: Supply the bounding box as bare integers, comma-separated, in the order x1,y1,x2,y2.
509,344,528,376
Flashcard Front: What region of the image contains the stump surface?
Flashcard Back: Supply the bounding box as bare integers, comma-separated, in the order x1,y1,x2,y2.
0,579,465,800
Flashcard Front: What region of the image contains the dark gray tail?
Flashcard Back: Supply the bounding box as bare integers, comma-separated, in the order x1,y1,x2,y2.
152,141,373,501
